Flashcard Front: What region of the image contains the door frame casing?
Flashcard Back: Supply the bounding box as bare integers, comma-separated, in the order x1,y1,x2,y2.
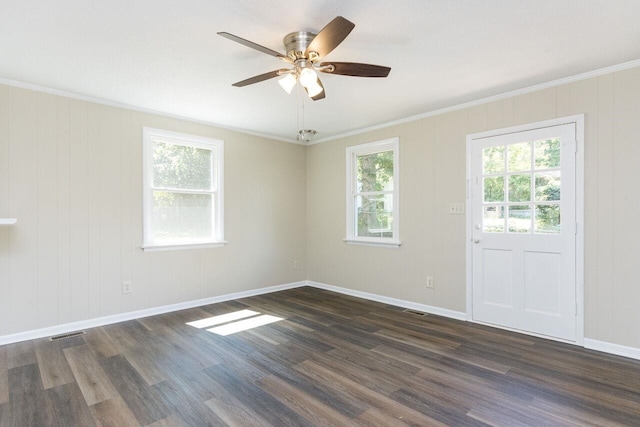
465,114,585,345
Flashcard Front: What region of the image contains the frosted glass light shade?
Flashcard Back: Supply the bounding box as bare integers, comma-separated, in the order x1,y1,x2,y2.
306,80,323,97
278,73,297,94
299,67,318,87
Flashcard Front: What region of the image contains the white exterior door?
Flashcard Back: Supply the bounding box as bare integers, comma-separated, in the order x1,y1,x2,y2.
469,122,578,341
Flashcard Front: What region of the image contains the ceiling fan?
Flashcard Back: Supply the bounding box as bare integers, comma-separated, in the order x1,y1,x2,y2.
218,16,391,101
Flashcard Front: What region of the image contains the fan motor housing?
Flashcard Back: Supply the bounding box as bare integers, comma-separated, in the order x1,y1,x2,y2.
284,31,318,61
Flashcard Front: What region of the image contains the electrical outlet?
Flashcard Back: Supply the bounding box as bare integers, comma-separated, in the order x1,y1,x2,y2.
122,281,132,294
293,260,299,270
426,276,434,289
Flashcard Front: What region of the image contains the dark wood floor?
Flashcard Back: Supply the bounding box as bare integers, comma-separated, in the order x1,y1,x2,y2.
1,286,639,426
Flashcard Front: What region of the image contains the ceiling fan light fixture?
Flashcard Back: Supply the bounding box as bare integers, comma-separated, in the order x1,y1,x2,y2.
306,80,323,97
278,73,297,94
299,67,318,88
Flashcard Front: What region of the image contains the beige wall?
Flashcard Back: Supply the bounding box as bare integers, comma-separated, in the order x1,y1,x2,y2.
306,66,640,349
1,66,639,350
0,84,307,336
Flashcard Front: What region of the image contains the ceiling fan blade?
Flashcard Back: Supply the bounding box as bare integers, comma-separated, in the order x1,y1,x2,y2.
320,62,391,77
232,69,290,87
305,16,355,59
218,32,290,62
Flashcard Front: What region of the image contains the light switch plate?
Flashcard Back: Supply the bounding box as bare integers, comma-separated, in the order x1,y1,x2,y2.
449,203,465,214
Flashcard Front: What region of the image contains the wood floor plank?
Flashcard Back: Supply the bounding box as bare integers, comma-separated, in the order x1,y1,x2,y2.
145,414,188,427
258,374,358,426
63,345,119,406
34,338,76,389
83,327,120,358
390,387,488,426
45,382,97,427
204,363,310,427
151,379,227,426
122,348,167,386
356,407,412,427
0,347,7,404
203,379,272,427
90,397,140,427
528,397,630,427
242,346,367,419
99,354,171,426
294,360,449,426
8,364,47,427
0,403,9,427
6,341,36,369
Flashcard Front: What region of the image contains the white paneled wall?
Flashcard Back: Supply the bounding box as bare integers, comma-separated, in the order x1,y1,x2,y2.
0,85,307,336
307,66,640,350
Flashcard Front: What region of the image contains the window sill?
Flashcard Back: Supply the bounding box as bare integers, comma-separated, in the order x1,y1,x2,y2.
142,241,228,252
343,239,402,248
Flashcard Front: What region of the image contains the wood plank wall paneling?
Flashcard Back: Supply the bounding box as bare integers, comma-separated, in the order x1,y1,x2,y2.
306,66,640,350
0,84,307,338
0,85,10,336
595,74,615,341
611,67,640,345
9,88,39,332
68,98,90,322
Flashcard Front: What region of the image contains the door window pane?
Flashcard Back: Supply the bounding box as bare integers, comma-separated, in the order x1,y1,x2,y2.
535,205,561,234
483,205,505,233
508,205,531,233
508,142,531,172
508,174,531,202
483,146,505,174
484,176,504,202
535,138,561,169
535,172,561,201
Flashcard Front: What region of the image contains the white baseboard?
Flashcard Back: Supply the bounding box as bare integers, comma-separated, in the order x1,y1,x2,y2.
0,281,306,345
584,338,640,361
306,280,467,321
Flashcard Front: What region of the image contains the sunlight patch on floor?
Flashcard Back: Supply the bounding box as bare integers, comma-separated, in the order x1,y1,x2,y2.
186,309,260,329
186,309,284,336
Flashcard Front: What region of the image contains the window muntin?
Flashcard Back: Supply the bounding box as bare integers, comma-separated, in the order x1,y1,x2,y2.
346,138,400,246
143,128,224,250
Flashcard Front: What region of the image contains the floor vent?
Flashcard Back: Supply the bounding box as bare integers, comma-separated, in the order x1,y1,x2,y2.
403,309,427,316
49,331,86,341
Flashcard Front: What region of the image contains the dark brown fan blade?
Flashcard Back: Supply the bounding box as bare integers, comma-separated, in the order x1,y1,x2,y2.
232,69,290,87
218,32,290,62
305,16,355,59
320,62,391,77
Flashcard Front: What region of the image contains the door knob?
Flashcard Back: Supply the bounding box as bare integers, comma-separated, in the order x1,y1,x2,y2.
474,239,480,244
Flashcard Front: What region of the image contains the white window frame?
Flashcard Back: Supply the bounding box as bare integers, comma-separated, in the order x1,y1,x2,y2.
345,137,401,248
142,127,225,251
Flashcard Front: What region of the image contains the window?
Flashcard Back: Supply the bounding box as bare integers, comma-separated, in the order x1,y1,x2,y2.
142,128,224,251
346,138,400,247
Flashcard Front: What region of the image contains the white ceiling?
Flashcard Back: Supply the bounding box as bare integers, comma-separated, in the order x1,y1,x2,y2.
1,0,639,142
